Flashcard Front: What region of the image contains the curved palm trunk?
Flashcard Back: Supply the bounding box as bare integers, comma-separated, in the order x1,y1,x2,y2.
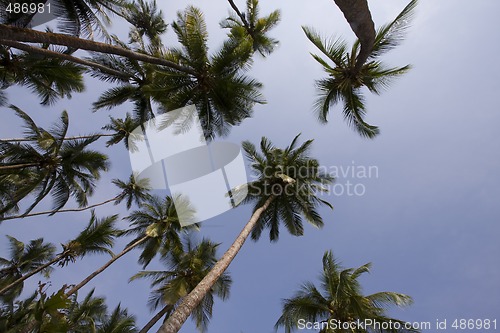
0,196,119,221
65,235,148,297
140,305,173,333
158,195,275,333
0,39,130,80
0,24,196,75
0,133,114,143
0,163,39,171
0,252,66,295
333,0,375,70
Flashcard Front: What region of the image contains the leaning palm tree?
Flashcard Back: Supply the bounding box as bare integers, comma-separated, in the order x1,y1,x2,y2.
1,173,151,221
158,134,334,333
0,236,55,303
0,0,124,39
64,195,193,298
220,0,281,57
149,6,265,140
304,0,417,138
0,107,109,216
0,212,119,296
122,195,195,268
131,237,231,333
276,251,418,333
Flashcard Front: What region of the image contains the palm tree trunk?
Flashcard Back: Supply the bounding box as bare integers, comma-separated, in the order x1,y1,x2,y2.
0,133,114,142
157,195,275,333
0,39,131,80
140,305,173,333
65,235,149,297
0,196,119,221
0,162,39,171
227,0,250,30
0,253,65,295
0,24,196,75
333,0,375,70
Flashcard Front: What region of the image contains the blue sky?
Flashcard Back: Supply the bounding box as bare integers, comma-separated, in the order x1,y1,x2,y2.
1,0,499,332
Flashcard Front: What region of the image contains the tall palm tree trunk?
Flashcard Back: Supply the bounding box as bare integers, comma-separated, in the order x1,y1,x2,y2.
65,236,148,297
139,305,173,333
0,24,196,75
0,252,66,295
157,195,275,333
333,0,375,70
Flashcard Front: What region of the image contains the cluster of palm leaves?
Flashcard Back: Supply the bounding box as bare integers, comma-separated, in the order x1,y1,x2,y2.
276,251,418,333
304,0,417,138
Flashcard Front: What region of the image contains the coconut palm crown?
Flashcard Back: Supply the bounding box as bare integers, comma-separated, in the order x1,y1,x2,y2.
241,134,334,241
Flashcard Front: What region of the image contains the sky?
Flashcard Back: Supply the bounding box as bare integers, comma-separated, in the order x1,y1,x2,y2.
1,0,500,332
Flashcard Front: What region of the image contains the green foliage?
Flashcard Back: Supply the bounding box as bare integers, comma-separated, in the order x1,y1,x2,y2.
102,114,142,151
0,236,56,303
220,0,281,57
275,251,418,333
151,6,265,140
0,46,85,105
57,211,120,267
0,286,138,332
111,174,152,209
241,134,334,241
123,195,194,268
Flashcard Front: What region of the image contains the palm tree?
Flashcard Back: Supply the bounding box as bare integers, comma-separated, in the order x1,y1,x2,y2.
220,0,281,57
275,250,418,333
303,0,417,138
332,0,375,71
65,289,107,332
130,237,232,333
121,0,167,48
0,107,109,216
0,212,119,295
158,134,334,333
0,45,85,105
0,0,124,39
90,37,161,125
0,23,195,73
0,287,137,333
0,236,55,303
63,195,192,298
149,6,265,140
1,173,151,221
